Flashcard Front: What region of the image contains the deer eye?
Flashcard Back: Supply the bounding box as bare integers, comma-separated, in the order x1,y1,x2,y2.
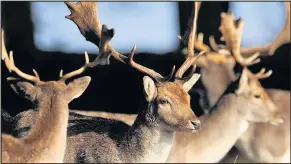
159,98,169,104
254,94,261,99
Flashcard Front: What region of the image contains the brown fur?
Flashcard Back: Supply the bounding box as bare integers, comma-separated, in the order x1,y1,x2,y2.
8,77,201,163
2,77,91,163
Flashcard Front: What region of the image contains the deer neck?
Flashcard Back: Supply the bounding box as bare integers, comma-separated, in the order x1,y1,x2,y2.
168,95,249,163
20,95,69,162
122,100,175,163
200,67,236,110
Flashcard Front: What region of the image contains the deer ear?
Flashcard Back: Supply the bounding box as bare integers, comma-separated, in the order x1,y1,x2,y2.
183,73,201,92
143,76,157,102
196,56,209,69
7,79,37,101
236,68,250,94
66,76,91,101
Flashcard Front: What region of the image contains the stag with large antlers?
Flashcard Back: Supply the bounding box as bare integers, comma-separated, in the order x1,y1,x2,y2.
1,29,91,163
216,10,290,163
3,2,204,163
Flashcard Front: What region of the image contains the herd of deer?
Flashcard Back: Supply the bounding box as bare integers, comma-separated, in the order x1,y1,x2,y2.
1,1,290,163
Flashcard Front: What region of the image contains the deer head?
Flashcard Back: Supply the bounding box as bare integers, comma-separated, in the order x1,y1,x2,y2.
64,1,204,132
235,67,283,126
2,29,91,104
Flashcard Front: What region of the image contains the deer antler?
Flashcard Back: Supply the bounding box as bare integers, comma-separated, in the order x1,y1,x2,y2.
59,24,113,82
176,2,206,80
2,29,13,72
220,2,290,57
219,11,261,67
64,2,127,65
178,2,210,52
2,29,41,84
253,67,273,79
128,45,176,82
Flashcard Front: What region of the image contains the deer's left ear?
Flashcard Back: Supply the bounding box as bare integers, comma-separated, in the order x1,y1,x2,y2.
143,76,157,102
182,73,201,92
7,78,38,101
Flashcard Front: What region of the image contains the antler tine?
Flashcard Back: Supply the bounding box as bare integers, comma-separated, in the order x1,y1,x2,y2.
225,2,290,56
254,67,273,79
6,52,41,84
64,2,127,65
59,51,90,82
175,2,201,79
219,11,261,67
178,2,206,52
178,51,205,82
2,29,13,72
128,45,175,82
209,35,227,52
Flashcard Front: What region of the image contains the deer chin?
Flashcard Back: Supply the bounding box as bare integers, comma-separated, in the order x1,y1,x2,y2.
176,120,201,132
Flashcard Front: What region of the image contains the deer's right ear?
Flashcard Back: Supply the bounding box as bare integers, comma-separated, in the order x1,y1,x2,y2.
66,76,91,100
7,79,36,100
143,76,157,102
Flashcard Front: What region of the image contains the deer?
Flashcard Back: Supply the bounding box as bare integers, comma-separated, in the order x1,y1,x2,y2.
4,1,290,163
4,2,204,163
178,4,290,162
215,9,290,163
62,2,284,163
1,29,91,163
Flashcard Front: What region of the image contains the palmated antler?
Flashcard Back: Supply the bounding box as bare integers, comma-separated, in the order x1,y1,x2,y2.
219,11,261,67
220,3,290,57
65,2,202,84
64,2,127,65
59,24,112,82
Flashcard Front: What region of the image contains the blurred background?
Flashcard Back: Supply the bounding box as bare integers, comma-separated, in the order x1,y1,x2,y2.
1,2,290,117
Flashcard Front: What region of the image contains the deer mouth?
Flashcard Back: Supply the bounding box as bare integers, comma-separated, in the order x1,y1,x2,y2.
269,116,284,126
182,120,201,132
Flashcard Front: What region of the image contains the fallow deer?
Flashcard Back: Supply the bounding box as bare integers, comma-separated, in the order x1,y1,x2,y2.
5,2,204,163
164,2,284,163
216,10,290,163
1,30,91,163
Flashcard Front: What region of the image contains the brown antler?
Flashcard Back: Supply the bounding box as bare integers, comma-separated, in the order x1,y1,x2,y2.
2,29,13,72
59,24,113,82
3,52,41,84
128,45,176,82
178,2,209,52
219,11,261,67
220,2,290,57
176,2,206,80
253,67,273,79
64,2,127,65
2,29,41,84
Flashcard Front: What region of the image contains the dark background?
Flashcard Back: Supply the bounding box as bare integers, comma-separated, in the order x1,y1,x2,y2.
1,2,290,117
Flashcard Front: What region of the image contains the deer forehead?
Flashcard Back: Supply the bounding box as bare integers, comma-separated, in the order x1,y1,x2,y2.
156,82,190,104
38,81,67,90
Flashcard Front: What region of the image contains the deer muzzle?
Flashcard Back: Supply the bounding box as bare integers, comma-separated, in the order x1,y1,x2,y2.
269,113,284,126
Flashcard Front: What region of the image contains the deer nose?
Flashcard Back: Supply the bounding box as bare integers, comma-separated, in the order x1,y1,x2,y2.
191,119,201,130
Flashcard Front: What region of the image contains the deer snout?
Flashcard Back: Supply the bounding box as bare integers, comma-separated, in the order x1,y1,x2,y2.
269,113,284,126
190,119,201,130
